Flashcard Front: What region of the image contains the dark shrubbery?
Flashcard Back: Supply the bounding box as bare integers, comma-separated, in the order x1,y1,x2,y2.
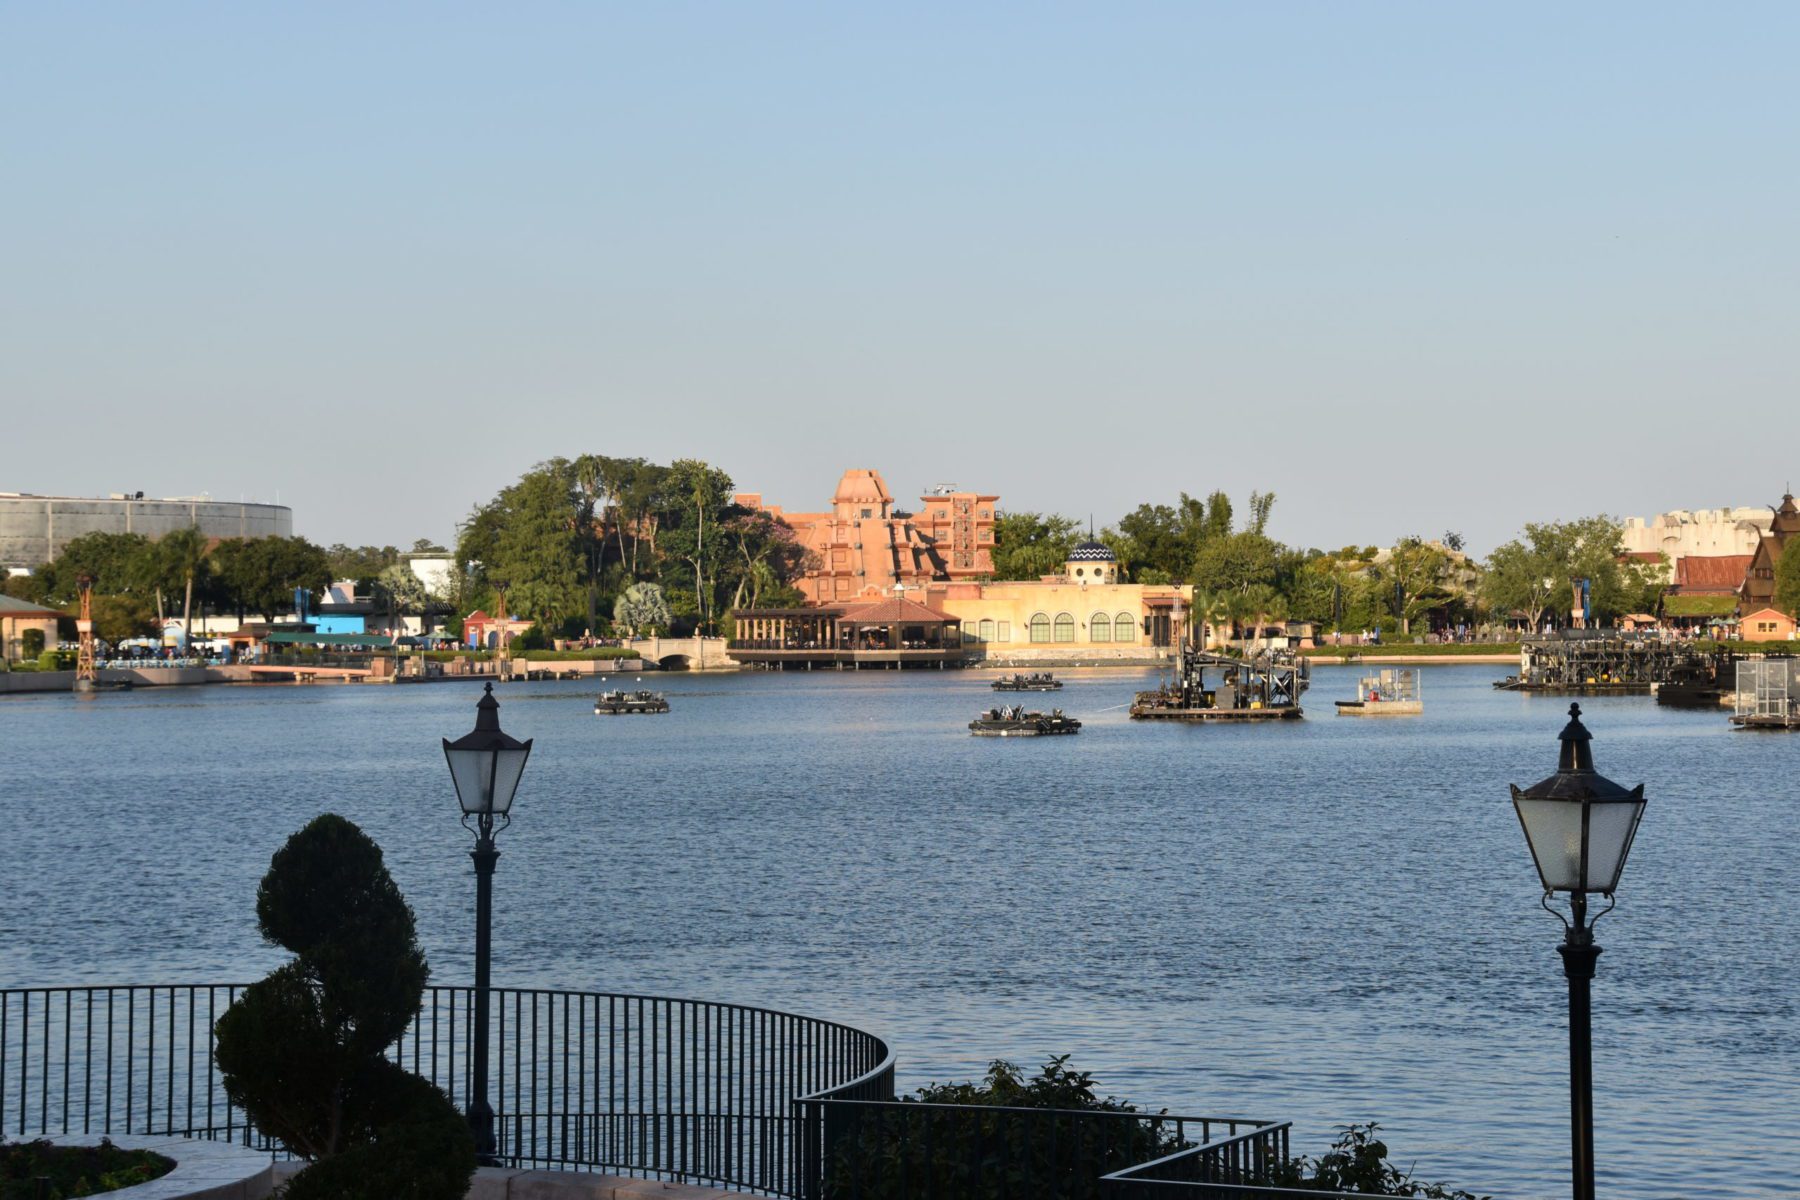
825,1056,1186,1200
0,1137,173,1198
1276,1124,1491,1198
214,814,474,1200
20,630,45,658
37,649,75,671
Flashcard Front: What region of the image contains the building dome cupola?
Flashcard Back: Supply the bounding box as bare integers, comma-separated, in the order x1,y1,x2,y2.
1066,538,1117,583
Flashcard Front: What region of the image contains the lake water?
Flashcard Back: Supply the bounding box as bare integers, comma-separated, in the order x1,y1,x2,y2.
1,665,1793,1197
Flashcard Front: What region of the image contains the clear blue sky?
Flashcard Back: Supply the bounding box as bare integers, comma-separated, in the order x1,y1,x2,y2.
4,4,1796,555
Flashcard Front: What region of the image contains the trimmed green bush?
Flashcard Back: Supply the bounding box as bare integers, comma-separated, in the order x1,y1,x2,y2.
38,649,75,671
214,815,474,1200
20,629,45,658
0,1137,173,1198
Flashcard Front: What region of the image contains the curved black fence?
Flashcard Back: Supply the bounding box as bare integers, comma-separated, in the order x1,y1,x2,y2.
0,984,894,1197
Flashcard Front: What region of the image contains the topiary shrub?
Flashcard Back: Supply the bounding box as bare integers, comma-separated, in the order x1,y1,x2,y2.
38,649,75,671
214,814,475,1200
20,629,45,658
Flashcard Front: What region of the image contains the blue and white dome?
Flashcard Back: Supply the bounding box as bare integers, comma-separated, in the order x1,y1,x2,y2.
1067,539,1116,563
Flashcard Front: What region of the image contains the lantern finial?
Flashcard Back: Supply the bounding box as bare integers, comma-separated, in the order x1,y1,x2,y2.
1558,703,1594,771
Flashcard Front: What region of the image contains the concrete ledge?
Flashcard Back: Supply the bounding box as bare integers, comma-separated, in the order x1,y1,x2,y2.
273,1161,759,1199
42,1135,272,1200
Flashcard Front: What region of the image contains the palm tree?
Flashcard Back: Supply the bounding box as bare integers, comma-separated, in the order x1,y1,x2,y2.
1191,589,1229,650
1244,586,1287,657
1221,590,1255,657
159,527,211,646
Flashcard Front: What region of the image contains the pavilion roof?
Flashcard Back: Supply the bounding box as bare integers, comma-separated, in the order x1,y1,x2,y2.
0,594,65,617
837,596,958,624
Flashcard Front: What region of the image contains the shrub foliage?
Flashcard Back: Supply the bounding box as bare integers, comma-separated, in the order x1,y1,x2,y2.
214,814,474,1200
825,1056,1186,1200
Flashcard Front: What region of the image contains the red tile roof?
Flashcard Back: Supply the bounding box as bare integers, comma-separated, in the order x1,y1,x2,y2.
1676,554,1754,590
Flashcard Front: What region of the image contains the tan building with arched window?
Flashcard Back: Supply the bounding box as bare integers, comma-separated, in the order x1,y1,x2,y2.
921,540,1195,663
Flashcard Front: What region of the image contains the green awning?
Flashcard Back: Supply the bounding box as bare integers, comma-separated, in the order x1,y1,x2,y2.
264,631,394,647
1662,594,1738,618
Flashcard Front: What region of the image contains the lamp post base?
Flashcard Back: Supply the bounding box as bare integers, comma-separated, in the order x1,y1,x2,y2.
467,1097,497,1166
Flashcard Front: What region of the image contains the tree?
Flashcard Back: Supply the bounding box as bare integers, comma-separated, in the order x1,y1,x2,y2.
1190,532,1283,596
724,510,807,611
989,512,1080,581
1773,542,1800,621
157,527,212,644
325,544,401,584
37,532,152,606
490,467,583,637
1481,516,1647,629
661,459,734,634
613,582,671,638
214,815,474,1200
212,537,332,620
374,563,427,632
1379,537,1452,634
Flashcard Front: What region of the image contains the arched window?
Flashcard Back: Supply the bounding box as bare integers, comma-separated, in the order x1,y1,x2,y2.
1029,613,1051,643
1089,612,1110,642
1114,612,1136,642
978,618,996,643
1053,613,1075,643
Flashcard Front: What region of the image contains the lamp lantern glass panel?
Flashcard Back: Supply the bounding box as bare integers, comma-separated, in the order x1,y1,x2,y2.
446,744,531,816
443,683,532,817
1510,704,1645,895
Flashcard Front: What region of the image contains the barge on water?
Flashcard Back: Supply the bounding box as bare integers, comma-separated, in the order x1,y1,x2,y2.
992,673,1062,692
1493,634,1686,694
1657,651,1737,708
1130,645,1308,722
595,689,670,715
970,705,1081,736
1731,657,1800,729
1335,668,1421,716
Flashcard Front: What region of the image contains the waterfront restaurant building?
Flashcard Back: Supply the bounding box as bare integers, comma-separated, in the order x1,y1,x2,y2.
733,540,1198,667
729,596,963,668
921,540,1195,663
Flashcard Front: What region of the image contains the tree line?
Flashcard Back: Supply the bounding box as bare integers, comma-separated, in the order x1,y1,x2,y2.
991,491,1668,634
452,455,809,643
0,532,452,644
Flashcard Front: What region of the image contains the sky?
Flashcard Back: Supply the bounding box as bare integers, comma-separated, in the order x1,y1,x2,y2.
3,4,1797,557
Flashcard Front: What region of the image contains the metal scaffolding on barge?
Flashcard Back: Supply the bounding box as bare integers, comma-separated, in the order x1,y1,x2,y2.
1492,633,1687,694
1130,636,1309,722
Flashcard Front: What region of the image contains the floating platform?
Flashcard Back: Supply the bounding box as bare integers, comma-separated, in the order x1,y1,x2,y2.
970,706,1081,736
1129,648,1308,722
1492,634,1691,694
1336,668,1421,717
1731,657,1800,730
992,673,1062,692
1131,703,1302,721
595,690,670,715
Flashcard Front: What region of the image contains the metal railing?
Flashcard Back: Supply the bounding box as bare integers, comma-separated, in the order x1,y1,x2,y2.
798,1097,1283,1200
1,984,890,1197
1101,1124,1387,1200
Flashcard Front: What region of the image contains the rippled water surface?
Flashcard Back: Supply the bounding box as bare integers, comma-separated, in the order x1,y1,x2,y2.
2,665,1794,1196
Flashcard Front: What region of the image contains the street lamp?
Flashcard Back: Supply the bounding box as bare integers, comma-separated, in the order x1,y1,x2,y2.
1510,703,1645,1200
443,682,532,1163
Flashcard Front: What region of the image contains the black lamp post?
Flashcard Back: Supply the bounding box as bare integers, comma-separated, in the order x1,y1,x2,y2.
1511,704,1645,1200
442,682,532,1164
